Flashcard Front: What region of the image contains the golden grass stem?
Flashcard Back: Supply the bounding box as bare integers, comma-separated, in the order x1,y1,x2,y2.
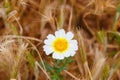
68,7,73,31
36,61,50,80
2,35,50,79
10,79,16,80
64,70,79,80
77,30,93,80
3,35,42,42
84,62,93,80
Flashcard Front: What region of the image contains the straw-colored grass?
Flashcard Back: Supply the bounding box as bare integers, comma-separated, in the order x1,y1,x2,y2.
0,0,120,80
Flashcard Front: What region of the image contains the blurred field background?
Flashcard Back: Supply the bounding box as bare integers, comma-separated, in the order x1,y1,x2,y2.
0,0,120,80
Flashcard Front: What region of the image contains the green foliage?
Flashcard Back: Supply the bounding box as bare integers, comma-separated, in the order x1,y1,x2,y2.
101,64,110,80
39,57,74,80
26,51,35,69
4,0,11,14
97,31,107,44
51,58,73,80
117,3,120,12
107,51,118,57
10,24,19,35
109,32,120,46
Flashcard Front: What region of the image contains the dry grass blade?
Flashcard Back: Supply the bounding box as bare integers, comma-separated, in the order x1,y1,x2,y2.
35,62,50,80
91,48,106,80
64,70,79,80
1,35,50,78
76,30,93,80
3,35,42,42
0,38,28,79
7,10,23,35
0,0,119,79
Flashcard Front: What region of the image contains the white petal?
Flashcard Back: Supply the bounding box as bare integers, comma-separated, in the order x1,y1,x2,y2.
52,53,64,60
55,30,59,36
43,45,53,55
63,49,76,57
63,51,71,57
66,32,74,40
69,50,76,56
70,40,78,44
55,29,65,37
69,40,78,51
59,29,65,35
70,44,78,51
47,34,55,40
44,39,53,45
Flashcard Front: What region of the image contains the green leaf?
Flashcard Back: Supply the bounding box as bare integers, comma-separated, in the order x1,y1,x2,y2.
4,0,11,14
107,51,117,57
10,24,19,35
117,3,120,12
26,51,35,69
96,31,107,44
101,64,110,80
110,32,120,46
44,61,53,72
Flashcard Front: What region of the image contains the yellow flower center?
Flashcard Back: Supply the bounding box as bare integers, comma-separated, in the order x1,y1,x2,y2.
52,38,69,53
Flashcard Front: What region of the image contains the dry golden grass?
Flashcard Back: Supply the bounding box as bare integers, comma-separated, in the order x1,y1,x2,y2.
0,0,120,80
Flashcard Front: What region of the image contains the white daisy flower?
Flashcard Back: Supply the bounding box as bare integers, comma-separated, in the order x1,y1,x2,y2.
43,29,78,60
